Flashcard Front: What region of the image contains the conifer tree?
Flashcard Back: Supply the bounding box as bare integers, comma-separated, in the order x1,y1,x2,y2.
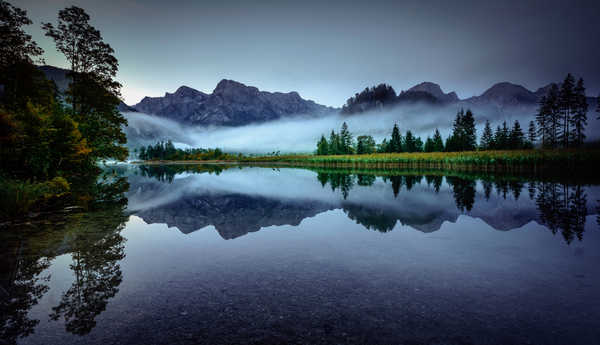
536,95,549,147
547,84,561,148
424,137,434,152
571,78,587,146
339,122,353,154
462,109,477,151
558,73,575,148
509,120,524,149
528,120,537,147
404,130,416,152
328,130,338,155
480,120,494,150
316,135,329,155
390,124,403,153
432,128,444,152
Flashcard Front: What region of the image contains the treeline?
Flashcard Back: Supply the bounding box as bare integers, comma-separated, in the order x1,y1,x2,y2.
317,108,533,155
319,87,600,156
535,74,596,148
136,141,238,161
0,1,128,218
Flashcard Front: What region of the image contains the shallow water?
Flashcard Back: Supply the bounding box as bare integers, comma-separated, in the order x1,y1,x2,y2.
2,165,600,344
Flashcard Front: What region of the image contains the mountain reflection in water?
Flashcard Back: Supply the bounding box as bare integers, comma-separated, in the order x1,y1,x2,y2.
128,165,599,244
1,165,599,345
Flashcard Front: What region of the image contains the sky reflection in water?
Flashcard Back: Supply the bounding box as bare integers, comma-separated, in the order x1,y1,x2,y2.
1,165,599,345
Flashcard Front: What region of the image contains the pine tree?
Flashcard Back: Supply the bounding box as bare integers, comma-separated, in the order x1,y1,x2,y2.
424,137,434,152
558,73,575,148
462,109,477,151
480,120,494,150
414,137,423,152
547,84,561,148
527,120,537,147
328,130,338,155
339,122,353,154
509,120,524,150
316,135,329,155
494,122,510,150
570,78,587,147
535,95,549,147
390,124,403,153
404,130,416,152
432,129,444,152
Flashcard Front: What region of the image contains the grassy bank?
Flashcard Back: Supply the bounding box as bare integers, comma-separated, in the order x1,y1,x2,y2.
235,149,600,172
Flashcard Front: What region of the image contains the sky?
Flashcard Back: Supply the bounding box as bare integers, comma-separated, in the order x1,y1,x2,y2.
14,0,600,107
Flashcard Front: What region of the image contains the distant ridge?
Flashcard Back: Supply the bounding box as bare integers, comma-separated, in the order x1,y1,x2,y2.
131,79,335,126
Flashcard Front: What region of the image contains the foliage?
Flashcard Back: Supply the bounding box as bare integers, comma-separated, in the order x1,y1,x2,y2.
536,74,589,148
0,0,44,67
137,141,238,161
0,1,128,219
341,83,396,114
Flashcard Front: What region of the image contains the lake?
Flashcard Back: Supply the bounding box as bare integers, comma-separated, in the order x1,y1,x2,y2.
1,165,600,345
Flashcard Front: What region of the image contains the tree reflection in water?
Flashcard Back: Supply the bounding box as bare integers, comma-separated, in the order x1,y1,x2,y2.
315,170,596,244
0,176,129,342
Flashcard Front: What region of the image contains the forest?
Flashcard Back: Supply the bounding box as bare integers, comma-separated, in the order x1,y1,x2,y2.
0,1,128,218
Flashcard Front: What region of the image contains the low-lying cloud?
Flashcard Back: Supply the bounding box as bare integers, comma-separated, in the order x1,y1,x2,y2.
124,102,600,154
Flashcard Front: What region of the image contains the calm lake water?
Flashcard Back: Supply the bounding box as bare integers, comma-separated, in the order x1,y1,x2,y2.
2,165,600,345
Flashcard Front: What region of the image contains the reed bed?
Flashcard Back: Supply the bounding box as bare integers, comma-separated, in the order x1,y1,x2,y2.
240,150,600,172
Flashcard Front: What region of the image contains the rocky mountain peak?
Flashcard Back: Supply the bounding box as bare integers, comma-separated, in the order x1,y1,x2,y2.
408,82,459,102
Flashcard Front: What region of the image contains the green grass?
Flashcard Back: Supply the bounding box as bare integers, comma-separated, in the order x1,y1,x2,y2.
238,149,600,171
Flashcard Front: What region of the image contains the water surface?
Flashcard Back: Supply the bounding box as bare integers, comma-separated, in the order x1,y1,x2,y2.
2,165,599,344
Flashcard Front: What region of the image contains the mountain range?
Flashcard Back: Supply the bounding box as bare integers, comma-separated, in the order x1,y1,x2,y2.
39,65,597,128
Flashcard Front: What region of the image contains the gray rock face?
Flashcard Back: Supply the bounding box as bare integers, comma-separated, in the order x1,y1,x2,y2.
464,82,538,107
133,79,335,126
408,82,459,103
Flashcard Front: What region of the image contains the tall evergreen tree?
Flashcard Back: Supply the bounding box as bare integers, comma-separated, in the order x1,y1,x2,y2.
558,73,575,148
547,84,561,148
528,120,537,147
339,122,353,154
432,128,444,152
390,124,403,153
316,135,329,155
328,130,339,155
480,120,494,150
404,130,416,152
462,109,477,151
494,122,510,150
356,135,376,154
536,95,549,147
570,78,587,146
509,120,524,149
424,137,434,152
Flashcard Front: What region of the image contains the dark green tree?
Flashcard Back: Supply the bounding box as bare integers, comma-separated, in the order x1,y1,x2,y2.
480,120,494,150
0,0,44,68
432,128,444,152
356,135,376,154
404,130,416,152
509,120,524,149
339,122,353,154
424,137,434,152
389,124,403,153
328,130,339,155
527,120,537,148
316,135,329,155
43,6,127,161
558,73,575,148
570,78,587,146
